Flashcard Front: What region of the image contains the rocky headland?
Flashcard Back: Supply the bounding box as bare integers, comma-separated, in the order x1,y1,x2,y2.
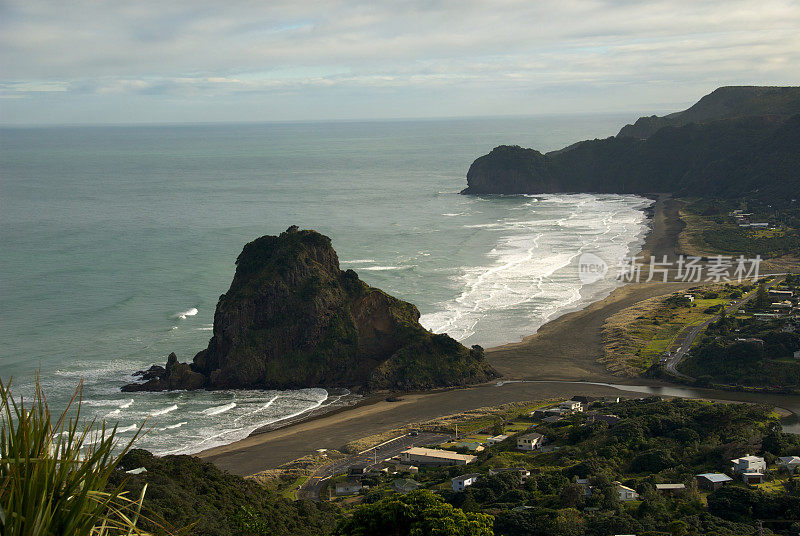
123,226,496,393
462,86,800,200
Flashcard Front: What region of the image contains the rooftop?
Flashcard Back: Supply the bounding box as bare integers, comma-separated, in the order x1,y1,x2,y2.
697,473,733,483
404,447,477,463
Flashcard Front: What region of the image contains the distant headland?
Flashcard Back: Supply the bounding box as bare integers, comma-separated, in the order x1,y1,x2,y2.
462,86,800,201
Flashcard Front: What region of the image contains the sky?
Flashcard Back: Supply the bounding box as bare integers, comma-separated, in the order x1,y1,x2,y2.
1,0,799,125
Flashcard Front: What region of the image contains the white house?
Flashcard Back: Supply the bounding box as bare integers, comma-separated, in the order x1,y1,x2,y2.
400,447,477,466
516,432,545,451
614,481,639,501
485,434,509,445
559,400,583,412
731,455,766,475
684,294,695,302
452,473,481,492
778,456,800,472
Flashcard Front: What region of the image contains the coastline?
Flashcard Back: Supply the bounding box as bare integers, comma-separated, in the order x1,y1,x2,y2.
199,193,701,474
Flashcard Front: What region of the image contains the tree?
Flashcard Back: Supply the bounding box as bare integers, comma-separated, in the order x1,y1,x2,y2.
335,490,493,536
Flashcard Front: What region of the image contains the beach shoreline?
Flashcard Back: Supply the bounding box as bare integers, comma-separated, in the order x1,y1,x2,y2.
198,193,704,474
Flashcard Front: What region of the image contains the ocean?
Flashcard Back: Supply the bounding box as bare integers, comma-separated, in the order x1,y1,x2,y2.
0,115,650,454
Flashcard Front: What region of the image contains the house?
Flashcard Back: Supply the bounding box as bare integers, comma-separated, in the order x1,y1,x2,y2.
348,463,370,476
489,467,530,482
655,483,686,496
516,432,545,451
614,481,639,501
393,478,421,493
772,301,793,315
742,472,764,484
777,456,800,472
335,480,364,496
735,337,764,347
559,400,583,412
684,294,695,302
451,473,481,492
399,447,477,466
770,290,794,299
731,455,766,475
586,414,621,426
696,473,733,491
485,434,509,445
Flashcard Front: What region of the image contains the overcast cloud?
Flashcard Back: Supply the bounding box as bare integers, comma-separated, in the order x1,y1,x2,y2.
1,0,798,124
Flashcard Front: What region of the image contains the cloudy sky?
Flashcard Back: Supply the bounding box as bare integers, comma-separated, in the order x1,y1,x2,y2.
1,0,798,124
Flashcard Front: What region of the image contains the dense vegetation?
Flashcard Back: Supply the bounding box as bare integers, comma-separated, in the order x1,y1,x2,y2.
110,450,339,536
681,198,800,258
679,278,800,390
340,398,800,535
617,86,800,138
463,114,800,200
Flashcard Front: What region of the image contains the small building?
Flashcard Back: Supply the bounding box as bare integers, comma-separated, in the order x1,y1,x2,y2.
516,432,545,451
731,455,766,475
770,290,794,299
696,473,733,491
586,414,621,426
488,467,530,482
559,400,583,412
655,483,686,496
684,294,695,302
335,480,364,496
777,456,800,471
614,481,639,501
399,447,477,466
348,463,370,476
542,415,563,423
485,434,509,445
575,478,592,497
742,472,764,484
393,478,421,493
794,350,800,360
735,337,764,347
451,473,481,492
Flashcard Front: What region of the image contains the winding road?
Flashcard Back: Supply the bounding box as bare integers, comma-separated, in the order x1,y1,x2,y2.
663,277,784,379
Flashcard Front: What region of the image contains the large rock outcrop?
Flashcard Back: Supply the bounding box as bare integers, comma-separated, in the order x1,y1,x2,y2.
123,227,496,393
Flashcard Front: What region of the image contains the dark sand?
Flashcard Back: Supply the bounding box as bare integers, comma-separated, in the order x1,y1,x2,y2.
199,194,701,476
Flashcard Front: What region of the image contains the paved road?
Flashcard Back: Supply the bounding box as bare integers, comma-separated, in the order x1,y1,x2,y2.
664,277,784,378
297,430,451,500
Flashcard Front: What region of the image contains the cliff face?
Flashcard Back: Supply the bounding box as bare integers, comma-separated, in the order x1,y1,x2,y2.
617,86,800,139
123,227,496,393
462,111,800,200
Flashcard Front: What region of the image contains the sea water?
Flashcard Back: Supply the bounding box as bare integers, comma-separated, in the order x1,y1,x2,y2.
0,115,650,454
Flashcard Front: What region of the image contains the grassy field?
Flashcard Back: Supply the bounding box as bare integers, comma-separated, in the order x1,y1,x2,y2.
602,284,752,376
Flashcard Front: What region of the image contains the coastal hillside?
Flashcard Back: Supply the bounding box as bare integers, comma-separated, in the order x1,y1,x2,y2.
124,227,496,393
462,94,800,200
618,86,800,139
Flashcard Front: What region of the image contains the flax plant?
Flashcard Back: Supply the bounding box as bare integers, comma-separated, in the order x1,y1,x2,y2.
0,378,152,535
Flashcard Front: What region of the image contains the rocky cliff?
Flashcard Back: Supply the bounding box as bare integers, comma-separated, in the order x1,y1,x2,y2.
123,227,496,393
462,90,800,200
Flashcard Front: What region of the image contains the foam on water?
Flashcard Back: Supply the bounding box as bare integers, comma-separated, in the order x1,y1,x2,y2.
150,404,178,416
202,402,237,416
419,194,651,346
175,308,198,320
